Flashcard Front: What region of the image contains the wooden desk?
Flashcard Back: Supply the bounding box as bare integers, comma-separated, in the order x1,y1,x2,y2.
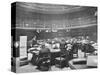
69,58,87,69
68,58,97,69
50,49,60,53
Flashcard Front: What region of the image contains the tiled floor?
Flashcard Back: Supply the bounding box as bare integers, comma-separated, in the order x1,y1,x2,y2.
16,63,71,73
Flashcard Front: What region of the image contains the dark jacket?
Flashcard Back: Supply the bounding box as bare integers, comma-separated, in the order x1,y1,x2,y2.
82,44,95,53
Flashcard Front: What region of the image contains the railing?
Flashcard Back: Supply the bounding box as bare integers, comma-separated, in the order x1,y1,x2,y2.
13,16,97,29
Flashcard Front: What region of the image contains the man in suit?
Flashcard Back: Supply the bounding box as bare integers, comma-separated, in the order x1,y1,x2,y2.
82,43,95,53
32,36,37,46
37,45,51,70
39,45,50,54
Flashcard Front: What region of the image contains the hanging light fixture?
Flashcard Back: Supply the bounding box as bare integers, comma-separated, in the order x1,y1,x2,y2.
25,24,29,27
45,30,49,32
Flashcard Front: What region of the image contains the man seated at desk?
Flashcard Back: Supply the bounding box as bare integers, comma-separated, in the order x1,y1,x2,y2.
39,45,50,54
30,44,50,65
81,40,95,54
36,45,51,69
60,39,69,67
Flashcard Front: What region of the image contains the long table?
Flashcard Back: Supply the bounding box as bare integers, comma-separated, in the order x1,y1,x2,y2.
68,57,97,69
68,58,87,69
28,46,61,54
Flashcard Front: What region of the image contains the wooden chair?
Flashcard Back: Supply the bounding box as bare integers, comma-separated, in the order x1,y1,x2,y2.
55,52,66,68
